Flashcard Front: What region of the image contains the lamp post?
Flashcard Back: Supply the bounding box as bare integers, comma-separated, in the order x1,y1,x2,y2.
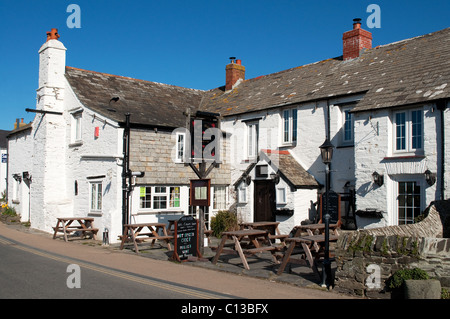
319,138,334,288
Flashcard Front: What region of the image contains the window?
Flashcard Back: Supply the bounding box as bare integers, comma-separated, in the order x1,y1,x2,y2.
237,184,247,203
140,186,152,209
247,122,259,158
175,132,185,162
213,186,227,210
282,108,297,144
90,182,102,212
276,187,287,204
394,109,423,153
397,181,421,225
139,186,181,210
71,112,82,143
342,108,354,144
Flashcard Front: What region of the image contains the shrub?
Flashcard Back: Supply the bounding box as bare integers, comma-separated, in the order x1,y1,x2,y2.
210,210,239,238
387,268,429,290
1,204,17,217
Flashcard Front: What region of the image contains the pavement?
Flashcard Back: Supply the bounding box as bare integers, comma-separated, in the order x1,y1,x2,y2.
0,220,355,299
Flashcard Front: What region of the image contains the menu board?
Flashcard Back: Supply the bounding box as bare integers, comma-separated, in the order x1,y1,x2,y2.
320,190,341,225
190,179,210,206
173,215,200,261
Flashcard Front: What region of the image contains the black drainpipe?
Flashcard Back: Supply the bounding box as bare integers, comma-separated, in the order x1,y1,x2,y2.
437,99,447,200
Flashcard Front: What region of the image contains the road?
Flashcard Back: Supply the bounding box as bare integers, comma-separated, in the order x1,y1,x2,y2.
0,221,354,305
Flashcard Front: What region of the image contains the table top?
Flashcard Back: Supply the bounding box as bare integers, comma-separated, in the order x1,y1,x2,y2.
57,217,94,221
240,221,280,227
295,223,339,230
286,234,339,243
124,223,166,228
222,229,269,237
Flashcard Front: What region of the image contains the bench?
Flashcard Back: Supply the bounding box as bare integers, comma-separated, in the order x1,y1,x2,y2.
52,217,98,242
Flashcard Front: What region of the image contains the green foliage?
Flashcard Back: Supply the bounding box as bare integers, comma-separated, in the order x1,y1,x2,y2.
441,288,450,299
210,210,239,238
387,268,429,290
1,204,17,217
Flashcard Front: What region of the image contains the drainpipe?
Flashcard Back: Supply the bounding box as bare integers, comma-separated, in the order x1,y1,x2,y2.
437,99,447,200
122,113,131,230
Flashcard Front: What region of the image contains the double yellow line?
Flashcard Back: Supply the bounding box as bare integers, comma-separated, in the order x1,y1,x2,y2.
0,237,228,299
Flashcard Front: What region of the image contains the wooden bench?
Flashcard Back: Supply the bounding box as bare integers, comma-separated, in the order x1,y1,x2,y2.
53,217,98,242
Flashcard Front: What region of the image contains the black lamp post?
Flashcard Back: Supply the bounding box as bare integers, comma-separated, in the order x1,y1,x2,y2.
319,138,334,288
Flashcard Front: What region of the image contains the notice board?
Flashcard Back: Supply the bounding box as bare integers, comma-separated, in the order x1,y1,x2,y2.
319,190,341,226
172,215,201,262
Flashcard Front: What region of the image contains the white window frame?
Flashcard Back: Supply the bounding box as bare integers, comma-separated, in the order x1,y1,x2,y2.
282,108,297,145
393,109,423,155
175,132,185,163
237,184,247,204
276,187,287,205
139,186,181,211
247,122,259,159
90,182,103,212
71,111,83,144
213,186,227,210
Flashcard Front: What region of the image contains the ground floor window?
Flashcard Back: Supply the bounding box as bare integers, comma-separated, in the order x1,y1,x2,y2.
139,186,181,210
213,186,227,210
90,182,102,212
397,181,421,225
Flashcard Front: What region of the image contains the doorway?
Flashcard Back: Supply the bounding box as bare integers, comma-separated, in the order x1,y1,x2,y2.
253,180,276,222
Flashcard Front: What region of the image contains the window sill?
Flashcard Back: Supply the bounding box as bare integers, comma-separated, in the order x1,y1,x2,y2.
69,141,83,148
383,155,426,160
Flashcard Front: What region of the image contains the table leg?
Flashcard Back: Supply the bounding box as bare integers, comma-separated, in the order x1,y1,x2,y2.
233,236,250,270
53,220,61,239
277,241,296,275
211,235,228,265
120,226,129,250
301,242,321,281
161,226,172,250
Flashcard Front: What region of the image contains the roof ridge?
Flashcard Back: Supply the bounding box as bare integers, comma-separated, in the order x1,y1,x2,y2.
65,66,205,93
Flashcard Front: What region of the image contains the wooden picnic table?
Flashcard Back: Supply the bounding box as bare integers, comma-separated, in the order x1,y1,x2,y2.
240,221,289,245
211,229,281,270
52,217,98,242
292,223,340,237
276,233,339,280
120,223,174,253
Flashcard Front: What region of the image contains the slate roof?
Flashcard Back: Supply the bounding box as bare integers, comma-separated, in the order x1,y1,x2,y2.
200,27,450,116
65,67,204,128
234,150,319,189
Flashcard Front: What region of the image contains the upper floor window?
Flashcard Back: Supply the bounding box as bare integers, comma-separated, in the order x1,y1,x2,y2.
175,132,185,162
282,108,297,144
342,108,354,145
70,110,82,144
247,122,259,159
394,109,423,153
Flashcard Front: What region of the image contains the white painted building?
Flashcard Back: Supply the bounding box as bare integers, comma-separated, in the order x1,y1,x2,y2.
7,23,450,242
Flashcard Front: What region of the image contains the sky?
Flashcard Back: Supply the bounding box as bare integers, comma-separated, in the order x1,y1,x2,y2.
0,0,449,131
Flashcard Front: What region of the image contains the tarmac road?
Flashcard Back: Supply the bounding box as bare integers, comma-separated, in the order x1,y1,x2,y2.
0,221,355,302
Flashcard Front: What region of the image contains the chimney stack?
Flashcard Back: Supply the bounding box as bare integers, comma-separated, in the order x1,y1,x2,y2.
225,57,245,91
342,18,372,60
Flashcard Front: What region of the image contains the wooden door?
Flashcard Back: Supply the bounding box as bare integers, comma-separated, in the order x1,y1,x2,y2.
253,180,276,222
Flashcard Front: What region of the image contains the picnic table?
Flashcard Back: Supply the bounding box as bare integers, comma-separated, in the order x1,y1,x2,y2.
120,223,174,253
276,233,339,280
211,229,281,270
52,217,98,242
292,223,340,236
240,221,289,245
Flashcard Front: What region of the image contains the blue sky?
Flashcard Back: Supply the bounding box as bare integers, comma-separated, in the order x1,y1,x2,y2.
0,0,449,130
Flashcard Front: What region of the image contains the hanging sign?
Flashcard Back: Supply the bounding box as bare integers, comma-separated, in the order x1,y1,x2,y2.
189,179,210,206
320,190,341,226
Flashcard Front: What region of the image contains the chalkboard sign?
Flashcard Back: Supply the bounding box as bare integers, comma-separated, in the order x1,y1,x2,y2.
320,191,341,226
172,215,201,262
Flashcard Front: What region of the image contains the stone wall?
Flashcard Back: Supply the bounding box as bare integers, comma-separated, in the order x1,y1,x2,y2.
334,200,450,298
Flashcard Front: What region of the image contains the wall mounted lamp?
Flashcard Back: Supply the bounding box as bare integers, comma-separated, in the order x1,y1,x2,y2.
424,170,436,186
372,171,384,187
270,172,280,185
245,174,252,186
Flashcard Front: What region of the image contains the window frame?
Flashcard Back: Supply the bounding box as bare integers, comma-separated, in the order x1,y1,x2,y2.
89,181,103,213
139,186,181,211
175,132,185,163
281,108,298,145
341,107,354,145
237,184,247,204
395,178,424,225
247,121,259,159
276,187,287,205
213,186,227,210
70,110,83,144
393,108,423,155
